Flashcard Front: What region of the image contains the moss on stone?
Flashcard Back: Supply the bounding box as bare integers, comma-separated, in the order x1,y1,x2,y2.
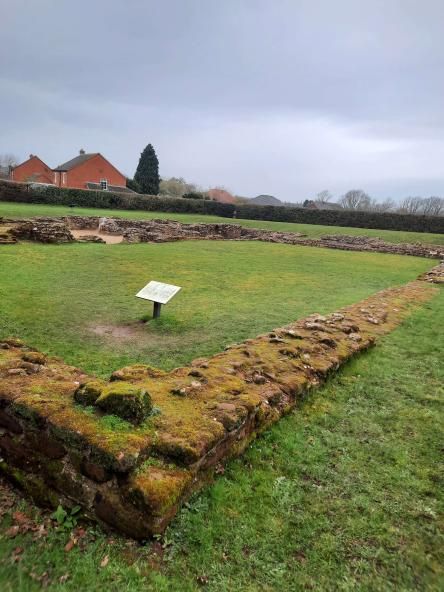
22,351,47,365
0,460,60,507
74,381,104,406
128,464,192,515
111,364,167,382
96,382,152,424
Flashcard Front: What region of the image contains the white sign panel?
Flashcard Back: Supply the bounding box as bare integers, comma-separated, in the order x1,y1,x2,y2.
136,281,181,305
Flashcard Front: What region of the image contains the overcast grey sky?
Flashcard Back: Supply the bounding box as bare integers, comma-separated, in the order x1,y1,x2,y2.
2,0,444,201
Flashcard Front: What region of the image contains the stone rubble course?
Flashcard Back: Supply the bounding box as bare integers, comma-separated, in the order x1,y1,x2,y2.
6,218,74,243
417,261,444,283
1,215,443,258
0,280,438,539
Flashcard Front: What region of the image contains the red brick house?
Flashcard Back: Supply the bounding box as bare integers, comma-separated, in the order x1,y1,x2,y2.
10,155,54,185
207,188,237,204
11,150,129,192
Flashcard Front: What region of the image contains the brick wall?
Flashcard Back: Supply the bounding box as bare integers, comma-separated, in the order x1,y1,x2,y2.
64,155,125,189
11,156,54,184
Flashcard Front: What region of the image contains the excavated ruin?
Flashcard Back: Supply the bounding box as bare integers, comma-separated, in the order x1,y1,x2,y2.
0,277,439,538
418,261,444,283
0,215,443,258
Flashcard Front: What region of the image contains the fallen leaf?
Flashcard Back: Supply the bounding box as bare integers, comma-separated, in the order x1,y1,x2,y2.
13,511,29,524
74,527,86,539
100,555,109,568
5,525,20,538
11,546,24,562
33,523,48,540
64,539,76,553
59,573,70,584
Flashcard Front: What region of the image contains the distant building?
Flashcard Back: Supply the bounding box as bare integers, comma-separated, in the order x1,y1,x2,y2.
249,194,282,206
10,154,54,185
207,188,237,204
10,150,131,192
303,199,343,210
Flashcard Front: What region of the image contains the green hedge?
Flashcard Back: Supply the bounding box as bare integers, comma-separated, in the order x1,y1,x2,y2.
234,204,444,233
0,181,234,216
1,180,443,234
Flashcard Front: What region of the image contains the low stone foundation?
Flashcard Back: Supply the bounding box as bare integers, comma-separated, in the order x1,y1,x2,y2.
1,215,443,258
0,280,438,538
418,261,444,283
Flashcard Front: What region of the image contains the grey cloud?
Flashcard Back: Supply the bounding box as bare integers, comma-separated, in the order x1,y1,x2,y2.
2,0,444,200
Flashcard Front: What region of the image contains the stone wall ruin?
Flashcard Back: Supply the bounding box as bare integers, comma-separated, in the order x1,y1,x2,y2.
0,279,439,538
1,215,443,258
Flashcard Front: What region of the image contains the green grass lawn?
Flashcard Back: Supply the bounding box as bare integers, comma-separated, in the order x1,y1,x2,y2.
1,201,443,245
0,240,432,378
0,274,442,590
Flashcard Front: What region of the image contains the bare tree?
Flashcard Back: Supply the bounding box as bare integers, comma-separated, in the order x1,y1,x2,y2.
340,189,371,210
315,189,332,203
159,177,199,198
398,196,422,215
366,197,395,212
0,153,18,178
0,153,18,168
420,196,444,216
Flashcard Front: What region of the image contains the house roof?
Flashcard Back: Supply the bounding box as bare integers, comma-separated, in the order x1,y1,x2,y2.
207,188,237,204
53,153,98,172
13,155,52,171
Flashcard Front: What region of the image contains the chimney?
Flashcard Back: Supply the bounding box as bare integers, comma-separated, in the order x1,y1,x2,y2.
79,148,85,155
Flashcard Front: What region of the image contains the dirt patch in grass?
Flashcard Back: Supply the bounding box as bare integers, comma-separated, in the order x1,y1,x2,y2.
87,321,193,350
70,229,124,244
88,323,146,342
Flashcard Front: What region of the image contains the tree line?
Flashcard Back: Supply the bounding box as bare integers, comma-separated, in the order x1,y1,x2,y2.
316,189,444,216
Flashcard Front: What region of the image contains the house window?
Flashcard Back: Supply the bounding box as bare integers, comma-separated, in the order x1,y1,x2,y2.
100,178,108,191
62,173,67,185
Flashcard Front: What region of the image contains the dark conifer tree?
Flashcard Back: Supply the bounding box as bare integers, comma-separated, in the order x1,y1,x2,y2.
134,144,160,195
126,177,141,193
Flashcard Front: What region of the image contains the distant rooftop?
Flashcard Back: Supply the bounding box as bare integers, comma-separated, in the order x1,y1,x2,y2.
53,150,98,172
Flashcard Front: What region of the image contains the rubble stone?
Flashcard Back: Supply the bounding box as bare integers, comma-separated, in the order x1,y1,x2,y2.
2,215,443,259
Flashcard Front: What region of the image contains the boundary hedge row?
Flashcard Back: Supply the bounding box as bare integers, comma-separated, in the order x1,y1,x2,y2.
235,203,444,233
1,180,443,234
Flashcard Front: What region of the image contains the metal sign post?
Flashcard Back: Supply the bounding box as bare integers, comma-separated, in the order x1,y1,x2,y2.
153,301,162,318
136,281,182,319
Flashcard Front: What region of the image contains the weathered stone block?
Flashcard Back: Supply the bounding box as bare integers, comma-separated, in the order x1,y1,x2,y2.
74,381,104,406
95,383,152,424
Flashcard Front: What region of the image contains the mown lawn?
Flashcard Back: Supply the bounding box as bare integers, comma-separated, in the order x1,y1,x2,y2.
0,240,432,377
1,201,443,246
0,274,442,590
